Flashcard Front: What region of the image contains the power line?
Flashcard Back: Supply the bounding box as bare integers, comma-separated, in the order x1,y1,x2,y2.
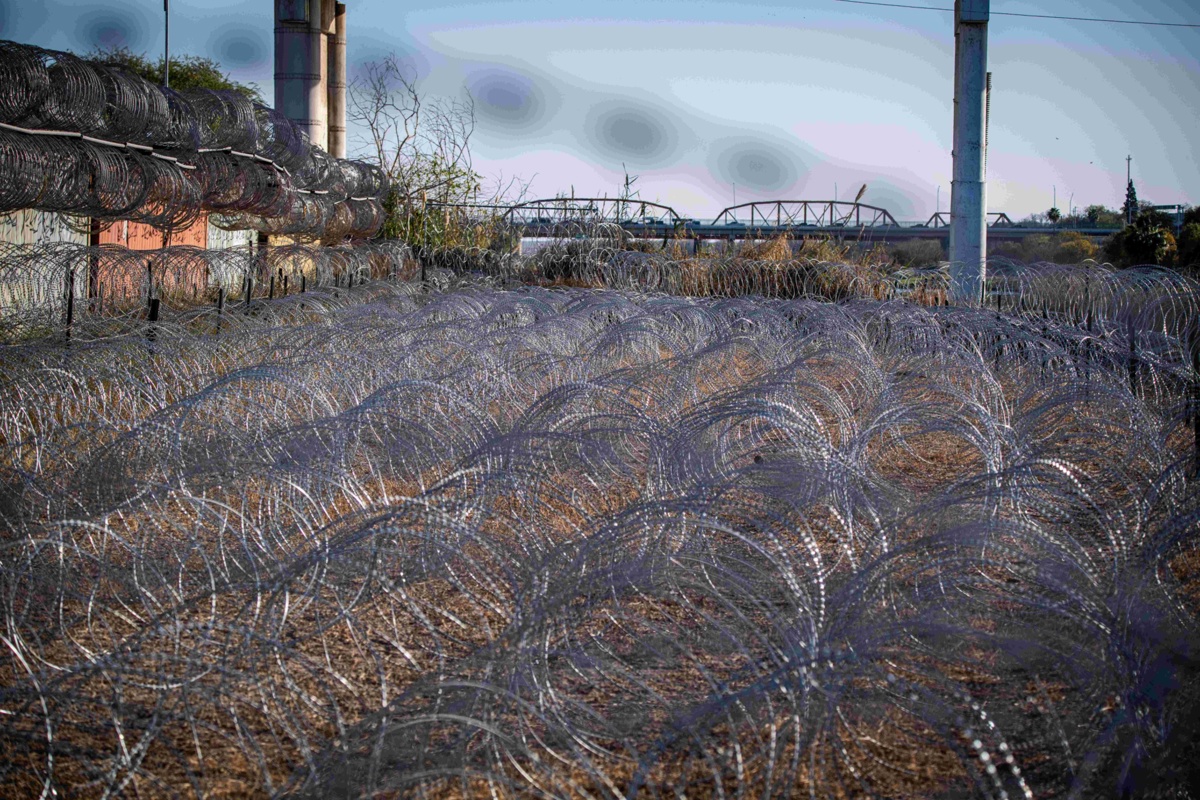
835,0,948,11
834,0,1200,28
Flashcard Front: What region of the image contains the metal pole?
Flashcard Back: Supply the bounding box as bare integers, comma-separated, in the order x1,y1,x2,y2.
1193,333,1200,477
64,268,74,339
163,0,170,88
147,297,160,344
1126,155,1134,225
949,0,989,306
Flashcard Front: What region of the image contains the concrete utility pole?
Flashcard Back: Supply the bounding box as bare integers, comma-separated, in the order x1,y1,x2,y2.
949,0,989,305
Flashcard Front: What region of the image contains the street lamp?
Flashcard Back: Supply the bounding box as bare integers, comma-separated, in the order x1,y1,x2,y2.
163,0,170,87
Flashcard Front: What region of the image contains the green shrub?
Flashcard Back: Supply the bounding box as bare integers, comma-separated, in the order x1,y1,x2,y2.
1106,212,1178,266
1176,222,1200,272
990,232,1097,264
889,238,944,267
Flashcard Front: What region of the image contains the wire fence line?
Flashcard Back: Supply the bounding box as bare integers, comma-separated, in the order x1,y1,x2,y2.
0,240,417,341
0,278,1198,797
0,40,389,239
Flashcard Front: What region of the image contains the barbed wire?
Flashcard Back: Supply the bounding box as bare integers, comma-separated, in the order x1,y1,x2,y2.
0,40,391,240
0,271,1196,797
0,239,415,341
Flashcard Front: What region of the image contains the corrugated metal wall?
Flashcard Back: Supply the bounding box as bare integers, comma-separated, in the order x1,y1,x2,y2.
207,222,255,251
97,216,208,250
0,212,266,254
0,210,90,246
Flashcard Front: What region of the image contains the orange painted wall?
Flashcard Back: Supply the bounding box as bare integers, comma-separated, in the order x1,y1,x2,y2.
94,215,212,305
96,215,209,250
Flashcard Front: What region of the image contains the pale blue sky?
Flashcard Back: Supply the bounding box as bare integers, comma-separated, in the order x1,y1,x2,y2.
6,0,1198,220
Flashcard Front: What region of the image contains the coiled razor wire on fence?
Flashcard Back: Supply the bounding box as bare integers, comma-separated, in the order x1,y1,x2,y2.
0,239,416,340
0,272,1198,798
0,39,389,240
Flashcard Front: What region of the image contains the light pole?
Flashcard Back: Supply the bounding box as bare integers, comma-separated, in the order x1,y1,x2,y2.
1126,155,1133,225
163,0,170,87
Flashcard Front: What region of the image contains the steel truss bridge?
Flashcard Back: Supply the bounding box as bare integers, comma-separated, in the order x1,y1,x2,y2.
433,199,1120,242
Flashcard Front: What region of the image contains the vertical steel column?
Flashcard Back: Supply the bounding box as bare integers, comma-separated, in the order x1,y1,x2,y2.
949,0,989,306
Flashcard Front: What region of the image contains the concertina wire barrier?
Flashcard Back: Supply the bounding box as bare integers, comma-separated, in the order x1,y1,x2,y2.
0,39,389,239
0,278,1199,797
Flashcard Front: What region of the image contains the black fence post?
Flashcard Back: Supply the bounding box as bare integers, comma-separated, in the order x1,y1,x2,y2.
1192,332,1200,478
1127,315,1138,396
147,297,160,344
64,268,74,340
217,287,225,315
269,274,275,300
245,276,254,309
301,274,306,293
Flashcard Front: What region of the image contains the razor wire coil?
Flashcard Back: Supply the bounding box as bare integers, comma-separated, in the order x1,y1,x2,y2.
0,39,391,240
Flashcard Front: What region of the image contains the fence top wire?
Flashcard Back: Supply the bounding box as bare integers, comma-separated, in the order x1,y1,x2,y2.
0,39,392,239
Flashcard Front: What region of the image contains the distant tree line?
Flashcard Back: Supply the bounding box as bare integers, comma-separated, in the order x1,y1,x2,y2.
1016,181,1199,273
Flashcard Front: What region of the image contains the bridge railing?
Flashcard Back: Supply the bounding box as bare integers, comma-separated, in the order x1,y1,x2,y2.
502,198,682,227
712,201,900,228
924,211,1014,228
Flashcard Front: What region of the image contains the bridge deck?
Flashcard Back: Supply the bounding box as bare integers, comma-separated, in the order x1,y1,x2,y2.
515,222,1120,242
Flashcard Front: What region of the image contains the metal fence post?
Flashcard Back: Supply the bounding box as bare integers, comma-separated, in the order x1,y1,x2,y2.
147,297,160,344
64,267,75,340
1193,331,1200,477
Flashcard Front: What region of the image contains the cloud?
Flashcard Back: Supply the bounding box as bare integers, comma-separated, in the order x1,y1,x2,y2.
583,101,682,168
709,138,805,195
207,24,269,69
466,67,558,137
72,5,153,53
